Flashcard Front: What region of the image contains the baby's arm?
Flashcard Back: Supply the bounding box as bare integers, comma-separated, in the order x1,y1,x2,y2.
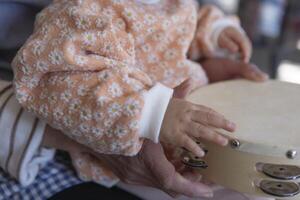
13,1,235,159
12,2,172,156
189,5,251,62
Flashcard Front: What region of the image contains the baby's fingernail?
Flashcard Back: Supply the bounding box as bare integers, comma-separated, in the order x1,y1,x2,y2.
199,151,205,157
227,121,236,130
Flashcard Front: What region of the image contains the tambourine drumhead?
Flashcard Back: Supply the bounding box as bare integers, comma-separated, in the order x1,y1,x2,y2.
187,80,300,151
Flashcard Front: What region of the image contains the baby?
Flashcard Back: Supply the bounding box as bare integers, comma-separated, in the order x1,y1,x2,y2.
12,0,251,184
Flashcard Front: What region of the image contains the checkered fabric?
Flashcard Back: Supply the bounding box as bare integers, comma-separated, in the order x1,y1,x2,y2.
0,152,82,200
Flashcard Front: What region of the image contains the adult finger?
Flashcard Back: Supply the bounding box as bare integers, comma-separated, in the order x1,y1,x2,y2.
165,171,204,199
168,172,214,198
181,170,202,182
165,191,180,199
242,63,269,82
218,60,268,82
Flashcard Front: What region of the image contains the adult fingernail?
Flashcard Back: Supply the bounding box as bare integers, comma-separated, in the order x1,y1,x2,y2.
254,72,269,82
203,192,214,198
261,73,269,80
250,71,259,79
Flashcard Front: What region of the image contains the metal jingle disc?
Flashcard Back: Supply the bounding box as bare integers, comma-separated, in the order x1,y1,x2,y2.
262,164,300,180
181,154,208,169
259,180,300,197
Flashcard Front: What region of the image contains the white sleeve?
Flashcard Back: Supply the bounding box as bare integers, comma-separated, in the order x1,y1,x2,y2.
138,83,173,143
210,18,245,58
0,80,55,186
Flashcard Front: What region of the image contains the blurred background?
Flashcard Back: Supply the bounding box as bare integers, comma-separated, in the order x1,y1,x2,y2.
200,0,300,84
0,0,299,84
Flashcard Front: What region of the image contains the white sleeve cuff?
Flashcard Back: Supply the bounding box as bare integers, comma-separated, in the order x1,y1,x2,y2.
138,83,173,143
210,18,244,58
17,118,55,186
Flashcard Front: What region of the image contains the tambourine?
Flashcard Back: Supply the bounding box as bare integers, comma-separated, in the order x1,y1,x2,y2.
182,80,300,199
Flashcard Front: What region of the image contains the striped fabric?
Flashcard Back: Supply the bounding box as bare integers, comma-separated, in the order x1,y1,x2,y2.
0,79,81,200
0,80,55,186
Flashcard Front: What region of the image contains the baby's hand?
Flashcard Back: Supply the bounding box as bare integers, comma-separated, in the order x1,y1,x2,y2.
218,27,252,62
173,79,201,99
160,98,236,158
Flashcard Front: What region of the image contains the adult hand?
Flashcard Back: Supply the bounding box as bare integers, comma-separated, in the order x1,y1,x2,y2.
42,126,214,198
201,58,269,83
173,58,268,99
93,140,213,198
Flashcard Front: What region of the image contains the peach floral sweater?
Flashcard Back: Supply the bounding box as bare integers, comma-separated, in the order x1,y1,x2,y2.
12,0,242,186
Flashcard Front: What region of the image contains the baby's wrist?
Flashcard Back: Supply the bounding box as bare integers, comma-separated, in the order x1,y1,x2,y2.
138,84,173,143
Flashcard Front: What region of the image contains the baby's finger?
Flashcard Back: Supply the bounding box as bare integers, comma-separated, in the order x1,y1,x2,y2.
228,30,252,62
181,135,205,158
186,122,228,146
239,38,252,62
218,33,239,53
190,107,236,132
173,79,194,99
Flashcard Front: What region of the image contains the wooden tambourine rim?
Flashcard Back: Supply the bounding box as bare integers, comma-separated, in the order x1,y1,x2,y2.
186,80,300,160
223,137,300,160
